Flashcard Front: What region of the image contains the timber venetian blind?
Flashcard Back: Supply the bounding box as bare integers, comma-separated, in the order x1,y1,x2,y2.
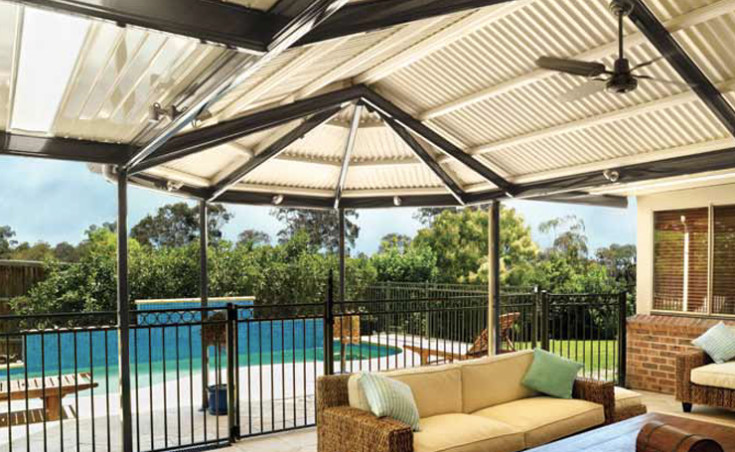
653,208,709,313
713,205,735,315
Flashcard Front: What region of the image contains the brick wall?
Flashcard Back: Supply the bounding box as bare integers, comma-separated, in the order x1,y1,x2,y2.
627,314,735,394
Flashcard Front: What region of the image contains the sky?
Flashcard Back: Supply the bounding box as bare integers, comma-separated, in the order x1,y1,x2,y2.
0,156,637,255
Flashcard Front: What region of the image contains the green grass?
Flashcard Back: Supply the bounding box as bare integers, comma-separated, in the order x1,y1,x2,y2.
503,340,620,379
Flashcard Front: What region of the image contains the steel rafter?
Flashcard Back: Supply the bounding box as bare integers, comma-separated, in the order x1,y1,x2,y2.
131,86,363,174
360,88,517,196
380,113,466,205
124,0,351,174
628,0,735,137
207,106,344,202
334,103,363,209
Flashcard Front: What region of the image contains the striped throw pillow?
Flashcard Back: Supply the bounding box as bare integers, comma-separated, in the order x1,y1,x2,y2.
358,372,421,431
692,322,735,364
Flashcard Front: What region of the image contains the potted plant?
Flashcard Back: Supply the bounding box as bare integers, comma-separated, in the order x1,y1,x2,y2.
201,311,228,415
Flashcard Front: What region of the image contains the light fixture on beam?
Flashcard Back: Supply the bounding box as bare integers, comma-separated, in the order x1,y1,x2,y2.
272,194,284,205
603,169,620,183
393,196,402,206
166,180,184,192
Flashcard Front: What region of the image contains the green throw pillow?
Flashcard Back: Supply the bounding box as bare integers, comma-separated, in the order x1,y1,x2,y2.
692,322,735,364
358,372,421,431
522,349,583,399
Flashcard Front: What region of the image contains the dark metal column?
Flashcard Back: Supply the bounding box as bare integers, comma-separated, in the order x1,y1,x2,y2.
116,167,133,452
338,208,346,303
488,201,501,355
199,201,209,409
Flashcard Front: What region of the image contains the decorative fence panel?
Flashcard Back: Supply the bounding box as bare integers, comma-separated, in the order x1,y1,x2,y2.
0,281,628,452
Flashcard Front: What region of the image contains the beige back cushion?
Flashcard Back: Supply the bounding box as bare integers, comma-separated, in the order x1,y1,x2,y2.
347,364,463,418
460,350,537,413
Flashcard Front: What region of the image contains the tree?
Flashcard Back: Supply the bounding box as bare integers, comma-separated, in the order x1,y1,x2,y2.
371,243,437,283
596,243,636,285
413,208,452,226
0,226,17,258
9,242,54,261
237,229,271,248
271,208,359,253
378,233,412,253
540,215,589,260
53,242,81,262
131,203,232,248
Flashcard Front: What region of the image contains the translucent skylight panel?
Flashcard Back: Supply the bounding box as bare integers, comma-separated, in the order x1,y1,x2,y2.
11,7,90,133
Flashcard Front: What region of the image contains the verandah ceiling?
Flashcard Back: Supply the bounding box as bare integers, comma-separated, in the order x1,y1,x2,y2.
1,0,735,206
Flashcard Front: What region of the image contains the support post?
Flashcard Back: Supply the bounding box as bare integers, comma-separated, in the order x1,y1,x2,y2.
226,303,239,440
116,167,133,452
618,292,628,387
199,201,209,410
324,271,335,376
541,291,550,351
338,208,347,372
488,201,500,355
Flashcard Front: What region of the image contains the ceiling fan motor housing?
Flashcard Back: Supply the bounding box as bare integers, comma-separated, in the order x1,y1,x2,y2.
607,58,638,94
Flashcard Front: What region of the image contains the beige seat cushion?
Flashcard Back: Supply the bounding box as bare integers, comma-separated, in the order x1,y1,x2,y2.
414,413,524,452
472,397,605,449
459,350,537,413
614,387,643,410
348,364,463,418
691,361,735,390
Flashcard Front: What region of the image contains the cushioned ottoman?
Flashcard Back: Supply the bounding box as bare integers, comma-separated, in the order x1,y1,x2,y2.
614,387,647,422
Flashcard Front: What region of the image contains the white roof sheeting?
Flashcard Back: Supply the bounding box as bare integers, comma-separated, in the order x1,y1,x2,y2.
3,0,735,206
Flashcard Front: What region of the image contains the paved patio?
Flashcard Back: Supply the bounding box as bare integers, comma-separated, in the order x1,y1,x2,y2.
229,391,735,452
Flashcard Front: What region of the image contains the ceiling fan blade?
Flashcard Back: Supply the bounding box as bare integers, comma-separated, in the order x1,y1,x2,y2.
537,56,608,77
558,79,607,102
636,74,691,88
630,57,663,72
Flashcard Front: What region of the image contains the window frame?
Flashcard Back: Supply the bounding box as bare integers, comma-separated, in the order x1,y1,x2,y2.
650,203,735,318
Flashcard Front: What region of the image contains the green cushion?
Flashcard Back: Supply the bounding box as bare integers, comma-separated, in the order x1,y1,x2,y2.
692,322,735,364
522,348,583,399
358,372,421,431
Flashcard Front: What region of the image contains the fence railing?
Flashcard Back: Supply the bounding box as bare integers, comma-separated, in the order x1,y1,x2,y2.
0,283,627,452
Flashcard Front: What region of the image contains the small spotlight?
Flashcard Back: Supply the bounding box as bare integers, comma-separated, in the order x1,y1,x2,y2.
603,169,620,183
272,194,284,205
166,181,184,192
393,196,402,207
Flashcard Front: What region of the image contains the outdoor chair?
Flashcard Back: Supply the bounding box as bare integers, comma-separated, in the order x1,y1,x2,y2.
676,349,735,413
403,312,521,365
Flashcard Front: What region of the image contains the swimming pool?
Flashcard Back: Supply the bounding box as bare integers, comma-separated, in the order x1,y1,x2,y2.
2,302,402,393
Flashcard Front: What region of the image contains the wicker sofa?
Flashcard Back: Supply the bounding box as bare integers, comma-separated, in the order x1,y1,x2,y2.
676,349,735,412
317,350,615,452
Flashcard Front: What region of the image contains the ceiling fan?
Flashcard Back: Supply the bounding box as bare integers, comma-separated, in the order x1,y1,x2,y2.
536,0,688,102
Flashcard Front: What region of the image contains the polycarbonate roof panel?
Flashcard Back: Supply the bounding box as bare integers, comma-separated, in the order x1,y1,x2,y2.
0,2,19,131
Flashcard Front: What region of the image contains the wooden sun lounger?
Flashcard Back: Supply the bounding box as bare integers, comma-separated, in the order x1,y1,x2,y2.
404,312,521,365
0,373,98,422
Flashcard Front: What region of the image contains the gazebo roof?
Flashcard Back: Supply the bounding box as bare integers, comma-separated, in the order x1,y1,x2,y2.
3,0,735,209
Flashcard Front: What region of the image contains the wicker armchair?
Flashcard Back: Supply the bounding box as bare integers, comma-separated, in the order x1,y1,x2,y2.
676,350,735,412
316,374,615,452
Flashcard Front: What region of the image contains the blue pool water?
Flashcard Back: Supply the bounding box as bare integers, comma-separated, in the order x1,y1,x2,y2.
2,302,401,392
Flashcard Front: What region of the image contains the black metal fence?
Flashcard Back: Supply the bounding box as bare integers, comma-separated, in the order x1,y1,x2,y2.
0,283,627,452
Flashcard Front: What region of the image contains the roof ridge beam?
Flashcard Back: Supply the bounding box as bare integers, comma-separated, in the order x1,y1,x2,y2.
628,0,735,137
421,0,735,120
131,85,363,174
459,77,735,159
360,88,517,196
208,106,344,202
353,0,533,85
380,113,466,204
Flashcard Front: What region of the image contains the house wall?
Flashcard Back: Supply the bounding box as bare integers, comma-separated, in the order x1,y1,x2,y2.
629,183,735,394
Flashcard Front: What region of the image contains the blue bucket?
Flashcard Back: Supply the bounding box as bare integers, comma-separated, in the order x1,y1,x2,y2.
207,384,228,415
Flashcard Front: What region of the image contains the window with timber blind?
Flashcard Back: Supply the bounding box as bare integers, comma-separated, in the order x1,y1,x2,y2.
653,208,709,313
653,205,735,315
713,205,735,315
